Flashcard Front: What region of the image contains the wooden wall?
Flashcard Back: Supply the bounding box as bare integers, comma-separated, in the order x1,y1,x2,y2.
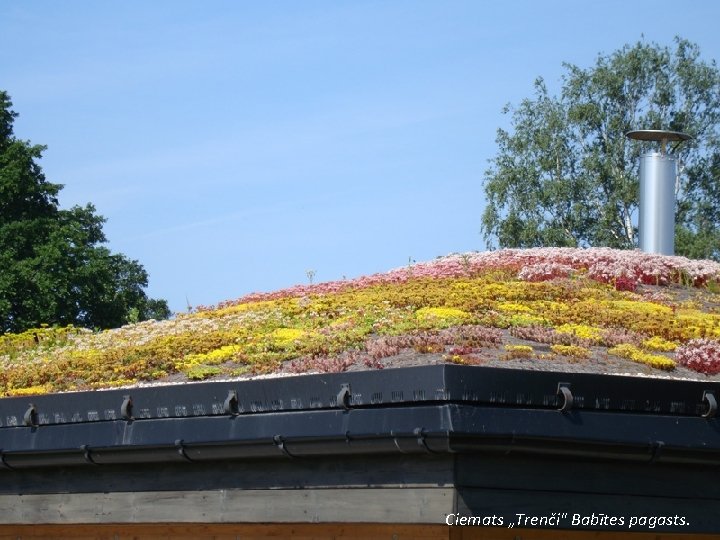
0,523,717,539
2,454,718,537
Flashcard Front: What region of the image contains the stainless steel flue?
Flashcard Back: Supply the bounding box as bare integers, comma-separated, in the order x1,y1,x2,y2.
626,129,692,256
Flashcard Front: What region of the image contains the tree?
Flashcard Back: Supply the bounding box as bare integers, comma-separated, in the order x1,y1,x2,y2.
482,37,720,260
0,91,170,333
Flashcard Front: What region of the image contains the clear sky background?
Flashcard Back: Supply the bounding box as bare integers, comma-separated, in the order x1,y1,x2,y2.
2,1,720,314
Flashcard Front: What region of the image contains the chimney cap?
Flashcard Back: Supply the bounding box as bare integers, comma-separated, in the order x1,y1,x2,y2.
625,129,692,142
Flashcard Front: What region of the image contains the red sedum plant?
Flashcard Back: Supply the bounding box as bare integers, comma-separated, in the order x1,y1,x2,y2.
676,339,720,375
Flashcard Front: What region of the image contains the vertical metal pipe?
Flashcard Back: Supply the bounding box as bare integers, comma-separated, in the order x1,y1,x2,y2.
638,152,676,255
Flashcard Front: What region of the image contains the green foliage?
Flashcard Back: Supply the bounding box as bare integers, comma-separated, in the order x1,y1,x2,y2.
185,365,222,381
0,90,170,333
482,37,720,259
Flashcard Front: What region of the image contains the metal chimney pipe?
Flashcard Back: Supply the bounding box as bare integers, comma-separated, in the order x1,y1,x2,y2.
626,130,692,256
638,151,677,255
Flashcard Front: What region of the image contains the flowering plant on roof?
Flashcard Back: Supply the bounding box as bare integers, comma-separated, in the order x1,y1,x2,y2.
1,247,719,396
676,339,720,375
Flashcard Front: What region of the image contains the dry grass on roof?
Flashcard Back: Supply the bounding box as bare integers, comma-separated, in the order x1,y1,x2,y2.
2,247,720,396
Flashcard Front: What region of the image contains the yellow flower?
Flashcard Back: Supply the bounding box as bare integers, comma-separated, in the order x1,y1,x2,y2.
555,323,602,342
503,345,534,359
506,313,548,327
610,300,673,316
415,307,470,327
496,302,532,313
642,336,677,352
6,385,50,397
270,327,307,343
608,344,675,371
550,344,591,358
675,310,720,339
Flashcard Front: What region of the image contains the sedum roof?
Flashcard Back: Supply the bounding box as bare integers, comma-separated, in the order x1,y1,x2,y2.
2,247,720,397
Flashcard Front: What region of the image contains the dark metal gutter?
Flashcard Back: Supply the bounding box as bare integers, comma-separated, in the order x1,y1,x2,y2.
1,365,719,469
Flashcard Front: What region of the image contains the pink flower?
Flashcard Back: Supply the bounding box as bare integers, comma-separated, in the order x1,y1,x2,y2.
201,248,720,312
676,339,720,375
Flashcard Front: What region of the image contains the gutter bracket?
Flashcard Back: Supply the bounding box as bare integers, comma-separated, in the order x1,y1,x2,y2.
223,390,239,416
503,431,517,456
413,427,436,454
273,435,295,459
702,391,717,419
557,383,574,412
120,395,134,421
80,444,97,465
23,403,39,428
391,430,409,454
649,440,665,463
337,384,351,409
0,451,14,470
175,439,193,462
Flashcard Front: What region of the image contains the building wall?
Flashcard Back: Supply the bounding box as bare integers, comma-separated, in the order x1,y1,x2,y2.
1,524,718,539
1,453,717,536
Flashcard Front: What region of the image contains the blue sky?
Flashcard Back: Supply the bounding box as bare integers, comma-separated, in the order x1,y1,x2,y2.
2,1,719,314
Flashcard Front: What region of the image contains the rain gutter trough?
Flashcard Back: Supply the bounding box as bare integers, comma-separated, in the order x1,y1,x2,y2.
1,364,719,469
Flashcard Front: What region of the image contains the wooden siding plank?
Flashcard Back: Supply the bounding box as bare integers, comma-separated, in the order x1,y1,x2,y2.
0,488,454,525
458,487,718,534
0,524,452,540
0,455,454,495
455,454,720,499
2,523,720,539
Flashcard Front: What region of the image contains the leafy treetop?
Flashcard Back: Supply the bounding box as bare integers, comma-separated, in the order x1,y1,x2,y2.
0,90,170,333
482,37,720,260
